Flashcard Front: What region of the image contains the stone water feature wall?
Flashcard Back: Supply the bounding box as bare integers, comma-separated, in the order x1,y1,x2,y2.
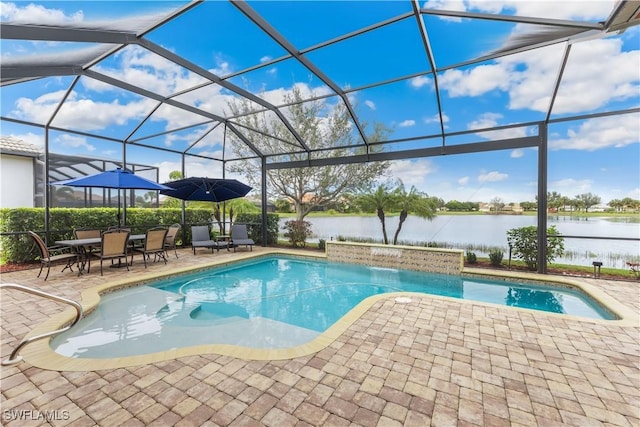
326,241,464,275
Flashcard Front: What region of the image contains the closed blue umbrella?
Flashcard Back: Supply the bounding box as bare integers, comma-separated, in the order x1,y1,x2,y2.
160,177,252,202
52,168,171,224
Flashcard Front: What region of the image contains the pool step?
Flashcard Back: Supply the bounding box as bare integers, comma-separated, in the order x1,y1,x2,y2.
156,297,251,327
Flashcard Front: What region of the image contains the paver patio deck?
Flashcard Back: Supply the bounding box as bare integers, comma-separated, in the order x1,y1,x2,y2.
1,246,638,426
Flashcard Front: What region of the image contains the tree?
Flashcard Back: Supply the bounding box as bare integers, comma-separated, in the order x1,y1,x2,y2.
621,197,638,212
575,192,601,212
212,198,259,233
546,191,564,212
569,197,584,213
506,225,565,271
168,170,183,181
161,170,183,209
391,182,436,245
52,186,75,206
491,197,505,212
227,86,390,221
429,197,446,210
520,201,537,211
274,198,292,213
608,199,623,212
356,184,395,244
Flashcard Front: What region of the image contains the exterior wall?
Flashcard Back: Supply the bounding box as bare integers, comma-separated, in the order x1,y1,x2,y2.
326,241,464,275
1,154,35,208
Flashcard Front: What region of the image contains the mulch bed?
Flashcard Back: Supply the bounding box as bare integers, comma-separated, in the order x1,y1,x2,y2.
1,261,39,273
465,260,632,281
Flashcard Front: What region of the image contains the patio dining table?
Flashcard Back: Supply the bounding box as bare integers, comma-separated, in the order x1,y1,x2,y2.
55,234,145,275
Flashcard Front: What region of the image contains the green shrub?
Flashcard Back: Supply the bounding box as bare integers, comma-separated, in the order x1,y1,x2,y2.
0,207,213,263
234,212,279,245
318,238,326,251
465,250,477,264
506,225,564,271
489,249,504,266
283,220,312,248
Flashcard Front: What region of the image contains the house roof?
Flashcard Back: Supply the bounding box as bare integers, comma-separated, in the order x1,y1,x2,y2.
0,136,41,157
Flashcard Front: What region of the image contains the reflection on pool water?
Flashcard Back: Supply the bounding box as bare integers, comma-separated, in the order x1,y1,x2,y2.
51,256,615,358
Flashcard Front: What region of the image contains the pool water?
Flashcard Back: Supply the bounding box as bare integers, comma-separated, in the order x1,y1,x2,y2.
51,256,614,358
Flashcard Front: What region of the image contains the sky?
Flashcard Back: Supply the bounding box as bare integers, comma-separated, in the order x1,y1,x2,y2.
1,0,639,205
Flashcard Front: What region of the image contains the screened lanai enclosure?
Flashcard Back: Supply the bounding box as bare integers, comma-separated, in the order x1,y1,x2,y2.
1,0,639,273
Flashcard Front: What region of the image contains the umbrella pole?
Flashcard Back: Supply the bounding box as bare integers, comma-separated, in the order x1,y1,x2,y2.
117,190,122,226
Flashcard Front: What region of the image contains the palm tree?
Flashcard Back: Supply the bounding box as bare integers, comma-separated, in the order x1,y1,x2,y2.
391,182,436,245
357,184,395,244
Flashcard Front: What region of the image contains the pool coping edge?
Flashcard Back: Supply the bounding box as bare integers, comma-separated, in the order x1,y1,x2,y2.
20,249,639,371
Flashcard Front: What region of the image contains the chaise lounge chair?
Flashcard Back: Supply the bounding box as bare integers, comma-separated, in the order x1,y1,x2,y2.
231,224,255,252
191,225,228,254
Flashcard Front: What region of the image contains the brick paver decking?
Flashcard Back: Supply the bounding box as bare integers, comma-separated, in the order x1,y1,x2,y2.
1,247,638,426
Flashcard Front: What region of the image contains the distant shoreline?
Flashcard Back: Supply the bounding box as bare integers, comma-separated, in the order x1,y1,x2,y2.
281,211,640,219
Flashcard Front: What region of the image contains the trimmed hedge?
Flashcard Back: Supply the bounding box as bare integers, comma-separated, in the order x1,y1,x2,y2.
235,213,280,245
0,207,213,263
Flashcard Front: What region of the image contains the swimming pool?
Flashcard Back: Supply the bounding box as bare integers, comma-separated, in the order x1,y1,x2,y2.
51,255,615,358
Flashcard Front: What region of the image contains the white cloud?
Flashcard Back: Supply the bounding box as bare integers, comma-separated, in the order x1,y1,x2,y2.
424,113,446,124
458,176,469,185
387,159,439,190
424,0,614,21
422,0,466,22
0,2,84,24
13,90,157,131
399,120,416,127
551,39,640,114
503,1,614,21
510,149,524,158
550,114,640,151
439,65,511,97
443,38,639,117
410,75,432,89
549,178,593,196
627,188,640,200
468,112,530,140
478,171,508,183
364,100,376,110
97,45,209,95
56,134,95,152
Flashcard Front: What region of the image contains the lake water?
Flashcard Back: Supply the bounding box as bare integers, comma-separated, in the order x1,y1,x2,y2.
282,215,640,269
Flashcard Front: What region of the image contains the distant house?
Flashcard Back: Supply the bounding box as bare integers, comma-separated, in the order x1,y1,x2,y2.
1,136,160,209
0,137,42,208
478,203,492,212
590,204,608,213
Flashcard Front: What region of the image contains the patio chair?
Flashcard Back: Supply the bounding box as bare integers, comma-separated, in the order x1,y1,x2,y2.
98,229,130,275
28,231,77,280
191,225,228,254
133,227,168,268
231,224,255,252
73,228,102,273
164,223,181,259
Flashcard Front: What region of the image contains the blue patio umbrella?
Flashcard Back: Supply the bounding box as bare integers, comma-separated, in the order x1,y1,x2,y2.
160,177,252,202
52,168,171,224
